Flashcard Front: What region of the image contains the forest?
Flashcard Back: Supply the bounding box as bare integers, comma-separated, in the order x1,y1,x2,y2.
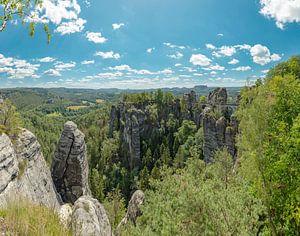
0,56,299,235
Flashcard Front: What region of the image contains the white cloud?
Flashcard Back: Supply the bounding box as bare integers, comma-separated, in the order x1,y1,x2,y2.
163,42,185,49
44,69,62,77
175,63,182,67
217,33,224,37
147,48,155,53
234,44,252,50
190,54,211,66
94,51,121,60
55,18,86,35
206,43,216,50
250,44,281,65
207,64,225,71
112,23,125,30
0,54,40,79
260,0,300,29
81,60,95,65
54,61,76,71
233,66,252,71
86,32,107,44
228,59,239,65
168,52,184,59
193,73,203,76
29,0,86,35
218,46,237,57
262,69,270,73
38,57,56,63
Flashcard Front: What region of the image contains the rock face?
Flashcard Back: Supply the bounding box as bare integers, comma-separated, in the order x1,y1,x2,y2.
117,190,145,232
208,87,227,106
0,130,61,209
51,121,90,204
203,88,238,162
0,134,18,193
71,196,112,236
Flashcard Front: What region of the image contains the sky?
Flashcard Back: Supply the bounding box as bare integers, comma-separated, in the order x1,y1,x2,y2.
0,0,300,89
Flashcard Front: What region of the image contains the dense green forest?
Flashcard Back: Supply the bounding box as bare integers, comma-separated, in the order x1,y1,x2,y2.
0,57,299,235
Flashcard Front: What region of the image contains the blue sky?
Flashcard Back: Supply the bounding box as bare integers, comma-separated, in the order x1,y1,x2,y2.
0,0,300,89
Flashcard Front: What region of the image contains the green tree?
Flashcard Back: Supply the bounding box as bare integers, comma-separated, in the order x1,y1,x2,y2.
237,73,300,234
0,99,23,138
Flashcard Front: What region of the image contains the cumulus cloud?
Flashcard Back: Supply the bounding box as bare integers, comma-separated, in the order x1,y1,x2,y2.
250,44,281,65
94,51,121,60
0,54,40,79
217,33,224,37
55,18,86,35
112,23,125,30
218,46,237,57
38,57,56,63
190,54,211,66
29,0,86,35
228,59,239,65
86,32,107,44
81,60,95,65
44,69,62,77
233,66,252,71
260,0,300,29
206,43,216,50
168,52,184,59
54,61,76,71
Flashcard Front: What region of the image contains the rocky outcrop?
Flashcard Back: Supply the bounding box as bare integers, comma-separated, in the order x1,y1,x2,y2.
203,88,238,162
208,87,227,106
0,129,61,209
116,190,145,232
0,124,112,236
71,196,112,236
51,121,90,204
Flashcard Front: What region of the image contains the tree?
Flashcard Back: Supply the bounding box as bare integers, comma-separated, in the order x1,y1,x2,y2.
123,157,264,235
237,72,300,234
0,0,50,42
0,99,22,138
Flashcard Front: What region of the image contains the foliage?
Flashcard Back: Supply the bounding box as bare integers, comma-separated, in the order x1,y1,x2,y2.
0,0,50,42
0,199,71,236
123,150,264,236
237,72,300,234
0,99,22,139
103,189,126,230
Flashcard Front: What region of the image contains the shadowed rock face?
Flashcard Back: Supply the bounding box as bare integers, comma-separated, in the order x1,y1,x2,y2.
51,121,90,204
71,196,112,236
0,130,61,209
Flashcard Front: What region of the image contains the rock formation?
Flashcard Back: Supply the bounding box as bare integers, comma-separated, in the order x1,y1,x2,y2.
71,196,112,236
116,190,145,232
202,88,238,162
208,87,227,106
0,129,61,209
0,123,112,236
51,121,90,204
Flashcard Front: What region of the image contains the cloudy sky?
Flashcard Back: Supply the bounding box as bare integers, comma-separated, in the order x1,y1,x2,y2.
0,0,300,89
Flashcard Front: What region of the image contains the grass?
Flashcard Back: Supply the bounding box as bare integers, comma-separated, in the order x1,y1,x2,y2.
0,199,72,236
17,159,28,180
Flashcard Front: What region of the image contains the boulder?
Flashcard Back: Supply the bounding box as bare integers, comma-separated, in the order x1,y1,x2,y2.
71,196,112,236
51,121,90,204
